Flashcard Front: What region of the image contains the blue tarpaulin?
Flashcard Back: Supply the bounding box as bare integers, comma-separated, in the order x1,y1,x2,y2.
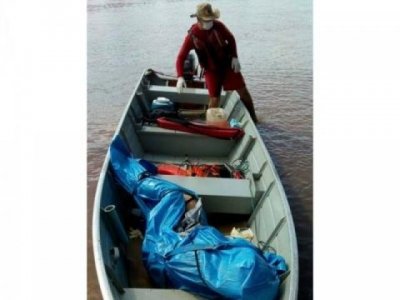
109,136,287,299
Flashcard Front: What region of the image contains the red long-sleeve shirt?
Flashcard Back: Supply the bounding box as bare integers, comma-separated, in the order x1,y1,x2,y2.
176,20,238,77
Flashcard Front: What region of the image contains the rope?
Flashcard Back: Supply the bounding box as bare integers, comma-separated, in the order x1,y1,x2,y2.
230,159,250,174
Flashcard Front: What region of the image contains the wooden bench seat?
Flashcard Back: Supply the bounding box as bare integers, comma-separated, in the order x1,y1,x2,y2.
145,85,226,105
136,125,238,158
158,175,255,214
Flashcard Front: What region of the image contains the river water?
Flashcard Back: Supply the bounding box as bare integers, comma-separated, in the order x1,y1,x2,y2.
87,0,313,299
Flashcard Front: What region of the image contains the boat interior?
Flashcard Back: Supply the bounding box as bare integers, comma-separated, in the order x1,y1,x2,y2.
97,70,297,299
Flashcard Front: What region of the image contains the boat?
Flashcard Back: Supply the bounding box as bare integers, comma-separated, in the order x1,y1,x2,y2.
93,69,299,299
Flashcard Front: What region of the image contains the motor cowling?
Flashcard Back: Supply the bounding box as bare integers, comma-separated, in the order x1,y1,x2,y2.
183,51,198,81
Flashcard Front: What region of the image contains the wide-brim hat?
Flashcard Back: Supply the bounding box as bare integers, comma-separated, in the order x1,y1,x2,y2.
190,3,220,21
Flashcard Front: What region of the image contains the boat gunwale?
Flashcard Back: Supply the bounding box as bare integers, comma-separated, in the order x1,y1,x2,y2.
247,114,299,299
92,69,149,299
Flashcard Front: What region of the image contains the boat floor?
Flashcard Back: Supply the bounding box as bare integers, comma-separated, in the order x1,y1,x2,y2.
126,213,248,288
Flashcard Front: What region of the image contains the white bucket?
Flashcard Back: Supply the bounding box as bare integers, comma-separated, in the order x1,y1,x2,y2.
206,108,228,127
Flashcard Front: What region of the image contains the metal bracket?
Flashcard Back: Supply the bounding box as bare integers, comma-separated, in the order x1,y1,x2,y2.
262,217,287,251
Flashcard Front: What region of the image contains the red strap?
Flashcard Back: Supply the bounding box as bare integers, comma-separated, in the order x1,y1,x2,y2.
156,117,244,140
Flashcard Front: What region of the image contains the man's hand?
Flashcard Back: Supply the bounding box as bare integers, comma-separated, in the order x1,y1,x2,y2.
176,77,186,93
231,57,241,73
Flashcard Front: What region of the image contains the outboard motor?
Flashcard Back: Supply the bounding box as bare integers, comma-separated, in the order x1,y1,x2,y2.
183,51,198,81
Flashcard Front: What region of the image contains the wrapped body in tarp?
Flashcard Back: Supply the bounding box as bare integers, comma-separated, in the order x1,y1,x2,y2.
109,136,287,299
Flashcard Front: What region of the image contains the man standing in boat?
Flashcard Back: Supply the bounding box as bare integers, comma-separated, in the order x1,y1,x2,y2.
176,3,258,123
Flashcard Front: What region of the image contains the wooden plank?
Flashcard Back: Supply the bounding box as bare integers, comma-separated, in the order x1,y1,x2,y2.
122,288,204,300
145,85,226,105
158,175,254,214
158,175,252,198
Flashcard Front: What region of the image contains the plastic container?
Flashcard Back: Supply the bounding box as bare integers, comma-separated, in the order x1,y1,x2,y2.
229,118,242,128
206,108,228,127
151,97,175,111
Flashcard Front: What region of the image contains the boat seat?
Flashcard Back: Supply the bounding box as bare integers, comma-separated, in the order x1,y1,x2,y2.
145,85,226,105
122,288,202,300
136,125,238,158
158,175,255,214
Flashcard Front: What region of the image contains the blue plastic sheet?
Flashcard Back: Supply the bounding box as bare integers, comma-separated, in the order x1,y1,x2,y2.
110,136,287,299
